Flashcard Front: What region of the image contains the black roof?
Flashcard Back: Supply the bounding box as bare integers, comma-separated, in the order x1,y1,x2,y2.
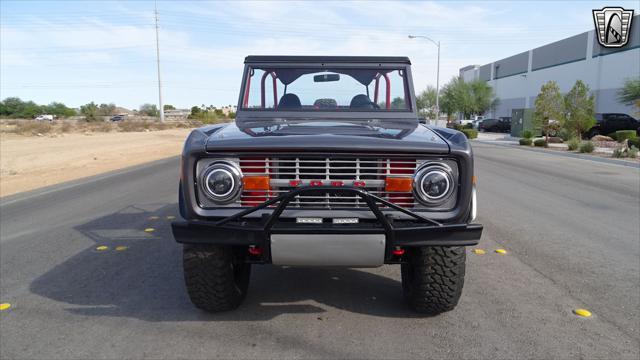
244,55,411,64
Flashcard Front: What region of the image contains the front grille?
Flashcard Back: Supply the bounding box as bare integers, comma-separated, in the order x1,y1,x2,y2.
238,156,417,208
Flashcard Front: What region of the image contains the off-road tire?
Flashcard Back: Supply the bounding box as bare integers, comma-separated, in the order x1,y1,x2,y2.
183,245,251,312
401,246,466,315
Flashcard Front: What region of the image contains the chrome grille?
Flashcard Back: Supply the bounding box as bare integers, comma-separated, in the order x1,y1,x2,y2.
238,157,417,208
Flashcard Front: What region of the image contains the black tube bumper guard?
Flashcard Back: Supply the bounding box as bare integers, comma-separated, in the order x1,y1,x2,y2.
173,186,482,251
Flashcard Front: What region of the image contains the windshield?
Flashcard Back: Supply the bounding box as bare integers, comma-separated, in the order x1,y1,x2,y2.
241,66,410,112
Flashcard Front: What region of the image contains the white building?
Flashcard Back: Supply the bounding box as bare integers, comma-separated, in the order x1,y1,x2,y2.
460,14,639,118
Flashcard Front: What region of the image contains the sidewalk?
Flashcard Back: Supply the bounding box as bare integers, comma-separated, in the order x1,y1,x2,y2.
472,133,639,168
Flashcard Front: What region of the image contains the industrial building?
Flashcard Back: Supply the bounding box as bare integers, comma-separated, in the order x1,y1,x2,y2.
460,14,639,118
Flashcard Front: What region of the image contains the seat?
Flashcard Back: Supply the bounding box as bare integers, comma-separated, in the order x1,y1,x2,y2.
278,93,302,109
350,94,375,109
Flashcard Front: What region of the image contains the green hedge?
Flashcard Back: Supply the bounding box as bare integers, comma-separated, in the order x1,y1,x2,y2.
519,138,532,146
461,128,478,139
533,139,547,147
522,130,533,139
614,130,637,142
567,138,580,151
629,137,640,148
579,141,595,153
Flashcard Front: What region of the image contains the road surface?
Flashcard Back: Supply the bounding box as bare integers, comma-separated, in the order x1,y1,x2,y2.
1,143,638,359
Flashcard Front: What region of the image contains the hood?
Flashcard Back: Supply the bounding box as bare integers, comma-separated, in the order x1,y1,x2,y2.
204,118,450,154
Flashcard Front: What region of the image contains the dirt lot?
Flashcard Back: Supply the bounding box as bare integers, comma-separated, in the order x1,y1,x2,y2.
0,128,191,197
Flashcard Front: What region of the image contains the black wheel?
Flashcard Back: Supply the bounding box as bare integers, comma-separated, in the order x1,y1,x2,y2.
587,129,600,139
401,246,466,315
183,245,251,312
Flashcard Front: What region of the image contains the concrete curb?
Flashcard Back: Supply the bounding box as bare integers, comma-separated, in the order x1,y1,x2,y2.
473,140,640,169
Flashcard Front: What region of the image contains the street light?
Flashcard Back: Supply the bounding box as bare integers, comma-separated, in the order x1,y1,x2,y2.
408,35,440,119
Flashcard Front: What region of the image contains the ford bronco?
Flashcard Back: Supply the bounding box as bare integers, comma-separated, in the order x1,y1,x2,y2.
172,56,483,315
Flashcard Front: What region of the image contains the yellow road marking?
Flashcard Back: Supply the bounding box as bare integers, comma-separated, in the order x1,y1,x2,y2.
0,303,11,311
166,215,175,220
148,216,160,220
144,228,155,233
96,246,109,251
115,246,128,251
472,249,486,255
495,249,507,255
573,308,592,317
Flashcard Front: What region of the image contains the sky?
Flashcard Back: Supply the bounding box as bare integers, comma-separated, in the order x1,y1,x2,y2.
1,0,639,110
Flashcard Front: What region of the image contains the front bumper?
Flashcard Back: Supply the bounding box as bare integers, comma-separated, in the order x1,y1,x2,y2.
172,186,482,255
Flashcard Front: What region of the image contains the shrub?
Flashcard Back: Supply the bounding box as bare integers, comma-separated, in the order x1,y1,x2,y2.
533,139,548,147
13,121,53,135
557,128,571,141
464,123,473,129
614,130,637,143
453,124,464,131
522,130,533,139
117,121,148,132
612,146,639,158
612,148,625,158
461,128,478,139
579,141,595,153
519,138,532,146
628,137,640,149
567,137,580,151
60,121,74,133
606,132,618,141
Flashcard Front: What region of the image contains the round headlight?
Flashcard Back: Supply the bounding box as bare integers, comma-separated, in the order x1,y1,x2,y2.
201,162,242,204
414,163,455,205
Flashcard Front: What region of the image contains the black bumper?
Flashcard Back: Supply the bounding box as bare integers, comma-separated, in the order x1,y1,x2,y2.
172,186,482,248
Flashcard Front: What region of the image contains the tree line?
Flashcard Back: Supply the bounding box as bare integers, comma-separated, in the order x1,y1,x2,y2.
415,77,498,120
0,98,219,121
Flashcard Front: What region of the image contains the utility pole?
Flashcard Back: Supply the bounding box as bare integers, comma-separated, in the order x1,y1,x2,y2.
408,35,441,119
154,0,165,122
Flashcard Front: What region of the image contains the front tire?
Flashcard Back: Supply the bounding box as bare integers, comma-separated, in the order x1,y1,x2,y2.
401,246,466,315
183,245,251,312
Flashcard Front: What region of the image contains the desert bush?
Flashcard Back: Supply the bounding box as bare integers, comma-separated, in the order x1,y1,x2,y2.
13,121,53,135
533,139,548,147
60,121,74,133
522,130,533,139
614,130,637,143
612,146,639,158
567,137,580,151
461,128,478,139
117,121,148,132
579,141,595,153
557,128,571,141
519,138,532,146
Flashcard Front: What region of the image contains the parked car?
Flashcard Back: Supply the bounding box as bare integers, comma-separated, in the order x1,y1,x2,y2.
586,113,640,138
471,119,483,129
172,55,482,315
110,115,126,122
35,114,54,122
479,118,511,133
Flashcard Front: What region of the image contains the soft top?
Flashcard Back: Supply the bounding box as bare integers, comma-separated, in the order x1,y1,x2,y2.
245,55,411,64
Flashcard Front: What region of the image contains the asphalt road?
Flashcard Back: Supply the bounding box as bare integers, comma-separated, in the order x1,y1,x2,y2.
1,143,638,359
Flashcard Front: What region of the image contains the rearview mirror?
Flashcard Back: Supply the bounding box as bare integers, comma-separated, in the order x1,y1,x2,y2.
314,74,340,82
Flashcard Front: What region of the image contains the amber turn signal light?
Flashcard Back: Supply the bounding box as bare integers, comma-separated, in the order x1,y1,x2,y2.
243,176,270,190
385,177,413,192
